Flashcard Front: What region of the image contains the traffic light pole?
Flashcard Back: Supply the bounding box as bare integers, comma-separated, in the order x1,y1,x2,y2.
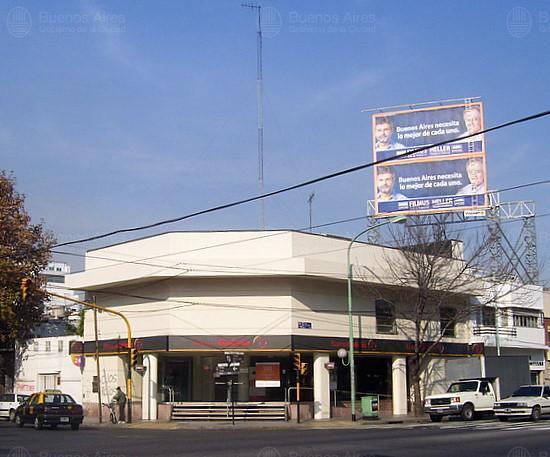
292,352,301,423
296,369,301,424
39,290,134,423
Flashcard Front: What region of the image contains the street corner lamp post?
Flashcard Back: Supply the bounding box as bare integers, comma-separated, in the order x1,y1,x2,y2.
347,215,407,421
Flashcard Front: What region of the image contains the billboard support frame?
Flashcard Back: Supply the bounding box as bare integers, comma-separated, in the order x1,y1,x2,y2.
361,96,482,114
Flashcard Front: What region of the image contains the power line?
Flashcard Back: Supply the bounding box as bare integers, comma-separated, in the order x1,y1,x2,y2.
499,179,550,194
52,215,369,272
54,109,550,248
52,208,550,278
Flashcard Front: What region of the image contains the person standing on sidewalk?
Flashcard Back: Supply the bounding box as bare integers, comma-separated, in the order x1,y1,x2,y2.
112,387,127,423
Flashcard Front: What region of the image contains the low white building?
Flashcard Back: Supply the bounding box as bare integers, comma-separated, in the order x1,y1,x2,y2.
471,283,546,385
66,230,485,421
14,321,84,403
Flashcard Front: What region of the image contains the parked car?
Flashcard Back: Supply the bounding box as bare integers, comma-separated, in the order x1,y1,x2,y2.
0,393,30,421
14,390,83,430
494,385,550,422
424,377,499,422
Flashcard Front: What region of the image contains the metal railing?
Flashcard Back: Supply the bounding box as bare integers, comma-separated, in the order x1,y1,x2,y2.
161,385,174,403
285,387,392,409
473,325,517,337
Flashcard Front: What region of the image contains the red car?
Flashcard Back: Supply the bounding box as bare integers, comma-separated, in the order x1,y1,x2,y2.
14,390,83,430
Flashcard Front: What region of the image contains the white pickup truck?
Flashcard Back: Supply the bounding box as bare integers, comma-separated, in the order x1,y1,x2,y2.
424,377,500,422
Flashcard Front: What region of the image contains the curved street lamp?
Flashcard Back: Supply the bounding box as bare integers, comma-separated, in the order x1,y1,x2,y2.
347,215,407,421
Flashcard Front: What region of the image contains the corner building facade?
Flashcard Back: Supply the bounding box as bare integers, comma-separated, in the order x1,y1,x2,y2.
67,231,482,420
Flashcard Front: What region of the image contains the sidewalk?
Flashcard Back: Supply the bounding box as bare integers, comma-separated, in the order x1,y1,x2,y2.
88,413,428,431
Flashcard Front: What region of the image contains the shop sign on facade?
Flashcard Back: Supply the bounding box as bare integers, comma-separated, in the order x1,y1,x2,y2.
255,362,281,388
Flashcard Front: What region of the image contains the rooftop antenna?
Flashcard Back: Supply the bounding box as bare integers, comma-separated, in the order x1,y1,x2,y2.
242,3,265,229
307,192,315,232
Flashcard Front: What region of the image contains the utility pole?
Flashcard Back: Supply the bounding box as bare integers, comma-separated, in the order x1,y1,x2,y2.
20,280,134,423
242,3,265,229
93,306,102,424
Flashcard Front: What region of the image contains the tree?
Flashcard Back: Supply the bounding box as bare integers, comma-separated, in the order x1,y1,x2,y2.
359,215,521,415
0,171,55,388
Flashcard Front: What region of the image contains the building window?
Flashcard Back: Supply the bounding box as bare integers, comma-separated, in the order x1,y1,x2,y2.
513,313,540,328
375,299,396,334
45,341,51,352
58,340,64,353
481,306,496,327
440,307,457,337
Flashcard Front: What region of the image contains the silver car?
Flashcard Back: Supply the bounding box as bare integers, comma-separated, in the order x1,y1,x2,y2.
494,385,550,422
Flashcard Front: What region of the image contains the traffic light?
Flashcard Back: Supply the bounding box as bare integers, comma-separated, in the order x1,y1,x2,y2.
300,362,308,376
130,348,138,368
292,352,301,371
20,278,31,300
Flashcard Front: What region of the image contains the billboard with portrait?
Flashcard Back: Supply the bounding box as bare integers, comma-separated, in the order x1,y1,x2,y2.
373,101,487,217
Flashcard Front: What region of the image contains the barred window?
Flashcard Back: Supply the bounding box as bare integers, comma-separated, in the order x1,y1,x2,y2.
513,314,540,328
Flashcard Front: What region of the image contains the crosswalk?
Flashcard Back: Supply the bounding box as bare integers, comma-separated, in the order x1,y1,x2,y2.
398,420,550,433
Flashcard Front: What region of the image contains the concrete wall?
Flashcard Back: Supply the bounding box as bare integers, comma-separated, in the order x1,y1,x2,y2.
82,277,293,341
81,354,141,408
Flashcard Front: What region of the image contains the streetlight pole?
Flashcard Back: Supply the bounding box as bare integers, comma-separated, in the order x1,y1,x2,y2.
347,215,406,421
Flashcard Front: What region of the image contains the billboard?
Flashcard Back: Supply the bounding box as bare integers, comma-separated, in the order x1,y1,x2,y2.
373,101,487,217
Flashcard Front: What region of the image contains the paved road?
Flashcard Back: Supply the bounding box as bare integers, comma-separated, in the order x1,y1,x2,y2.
1,419,549,457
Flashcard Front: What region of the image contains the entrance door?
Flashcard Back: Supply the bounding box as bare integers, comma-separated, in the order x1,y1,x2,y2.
163,360,192,402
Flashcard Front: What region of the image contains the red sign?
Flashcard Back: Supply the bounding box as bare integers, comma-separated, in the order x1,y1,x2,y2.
255,362,281,388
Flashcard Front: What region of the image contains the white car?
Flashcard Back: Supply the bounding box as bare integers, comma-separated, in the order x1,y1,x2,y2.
494,385,550,422
0,393,30,421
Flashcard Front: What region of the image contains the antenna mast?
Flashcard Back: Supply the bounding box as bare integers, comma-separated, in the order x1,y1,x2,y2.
242,3,265,229
308,192,315,232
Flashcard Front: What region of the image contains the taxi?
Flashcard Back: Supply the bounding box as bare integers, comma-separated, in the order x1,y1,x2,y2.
14,390,83,430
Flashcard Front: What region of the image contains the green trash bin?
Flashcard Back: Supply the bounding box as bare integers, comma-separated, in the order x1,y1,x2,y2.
361,395,379,419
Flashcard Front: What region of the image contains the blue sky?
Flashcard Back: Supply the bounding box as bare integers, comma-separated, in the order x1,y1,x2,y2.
2,0,550,277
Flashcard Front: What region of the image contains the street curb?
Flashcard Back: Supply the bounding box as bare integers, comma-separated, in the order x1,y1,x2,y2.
85,416,430,431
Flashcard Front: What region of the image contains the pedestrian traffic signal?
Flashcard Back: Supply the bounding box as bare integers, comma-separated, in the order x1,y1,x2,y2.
130,348,138,368
293,352,301,371
300,362,308,376
20,278,31,300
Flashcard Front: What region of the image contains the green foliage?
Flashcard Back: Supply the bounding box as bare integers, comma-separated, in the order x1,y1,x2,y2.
0,171,55,343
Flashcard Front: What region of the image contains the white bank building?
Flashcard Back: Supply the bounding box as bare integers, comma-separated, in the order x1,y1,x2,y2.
66,230,484,421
